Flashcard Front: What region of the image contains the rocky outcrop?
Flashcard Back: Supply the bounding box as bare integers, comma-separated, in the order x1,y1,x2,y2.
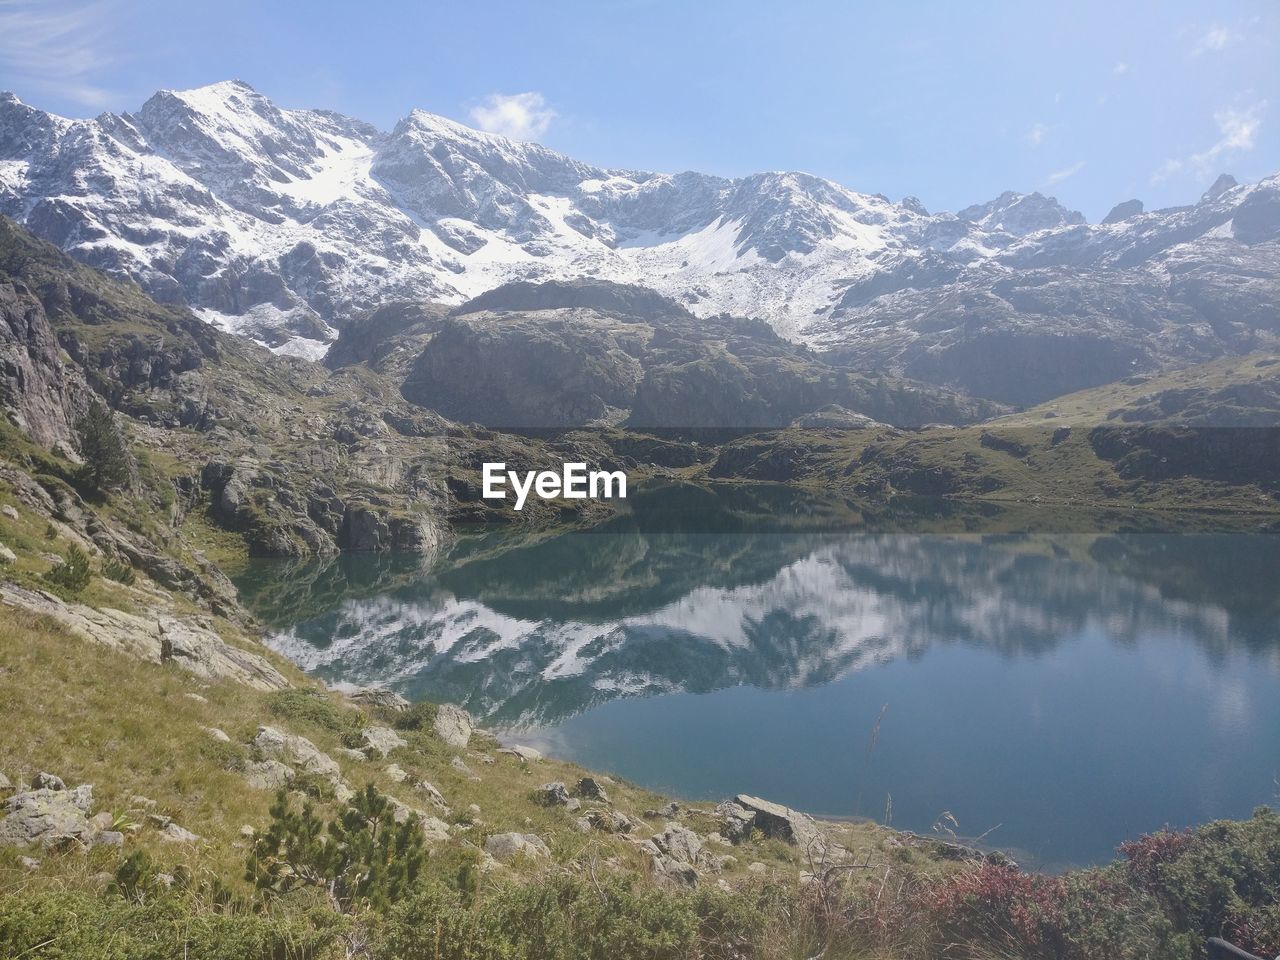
0,777,96,848
0,583,288,690
250,725,352,800
732,794,824,852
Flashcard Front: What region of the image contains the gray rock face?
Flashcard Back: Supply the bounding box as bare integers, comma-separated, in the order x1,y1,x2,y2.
1102,199,1144,224
485,832,551,862
243,759,296,791
0,583,288,690
0,281,77,448
432,703,474,748
958,190,1086,235
714,801,757,844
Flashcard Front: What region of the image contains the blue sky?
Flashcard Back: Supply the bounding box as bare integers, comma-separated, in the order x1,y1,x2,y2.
1,0,1276,220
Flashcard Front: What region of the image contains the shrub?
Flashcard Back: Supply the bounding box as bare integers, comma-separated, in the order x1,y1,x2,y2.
43,544,91,594
376,874,765,960
392,700,439,732
267,688,365,743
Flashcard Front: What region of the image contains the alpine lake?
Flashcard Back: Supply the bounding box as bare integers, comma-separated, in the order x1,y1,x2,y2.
235,483,1280,872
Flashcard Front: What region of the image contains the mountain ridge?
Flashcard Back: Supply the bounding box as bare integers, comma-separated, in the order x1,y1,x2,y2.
2,80,1278,406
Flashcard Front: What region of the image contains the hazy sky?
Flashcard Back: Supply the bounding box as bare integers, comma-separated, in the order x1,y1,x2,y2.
1,0,1276,220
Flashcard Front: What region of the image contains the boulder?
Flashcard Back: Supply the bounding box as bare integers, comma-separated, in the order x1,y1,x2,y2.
203,726,231,743
450,757,480,780
574,777,610,803
485,832,551,863
645,801,679,819
0,782,94,848
2,504,19,520
414,781,449,810
32,772,65,791
360,725,407,758
0,544,15,564
500,745,543,762
160,822,200,843
536,782,572,806
349,687,410,713
251,726,344,787
652,823,703,866
385,764,409,784
714,801,756,843
651,855,699,887
0,772,10,791
585,810,641,835
433,704,473,748
94,830,125,848
733,794,822,851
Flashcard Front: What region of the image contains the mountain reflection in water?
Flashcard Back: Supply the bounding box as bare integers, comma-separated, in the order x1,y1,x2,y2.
239,485,1280,869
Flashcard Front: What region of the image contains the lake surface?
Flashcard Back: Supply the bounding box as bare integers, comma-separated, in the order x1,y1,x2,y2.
238,485,1280,871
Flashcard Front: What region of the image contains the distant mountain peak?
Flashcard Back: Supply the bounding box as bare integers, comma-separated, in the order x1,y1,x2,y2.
1202,173,1238,202
957,190,1085,235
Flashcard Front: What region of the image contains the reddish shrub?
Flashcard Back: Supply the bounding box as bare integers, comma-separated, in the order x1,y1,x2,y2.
1119,829,1197,887
925,862,1069,957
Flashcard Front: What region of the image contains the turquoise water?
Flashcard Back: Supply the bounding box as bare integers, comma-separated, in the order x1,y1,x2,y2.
239,486,1280,870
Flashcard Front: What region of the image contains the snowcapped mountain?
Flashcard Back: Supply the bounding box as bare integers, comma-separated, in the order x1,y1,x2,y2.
2,80,1277,398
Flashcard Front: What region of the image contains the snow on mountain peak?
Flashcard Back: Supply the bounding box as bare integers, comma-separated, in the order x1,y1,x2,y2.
1,80,1276,361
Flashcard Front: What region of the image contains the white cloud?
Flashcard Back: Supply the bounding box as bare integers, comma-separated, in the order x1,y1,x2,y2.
1150,101,1266,184
1026,122,1048,146
469,92,556,141
0,0,115,106
1193,24,1234,54
1046,161,1085,185
1113,61,1130,75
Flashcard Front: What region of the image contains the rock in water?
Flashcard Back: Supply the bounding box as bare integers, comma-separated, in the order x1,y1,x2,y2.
433,703,473,748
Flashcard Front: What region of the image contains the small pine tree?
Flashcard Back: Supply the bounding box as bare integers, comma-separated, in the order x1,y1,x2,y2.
247,784,425,915
74,399,130,494
44,544,91,594
102,556,136,585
